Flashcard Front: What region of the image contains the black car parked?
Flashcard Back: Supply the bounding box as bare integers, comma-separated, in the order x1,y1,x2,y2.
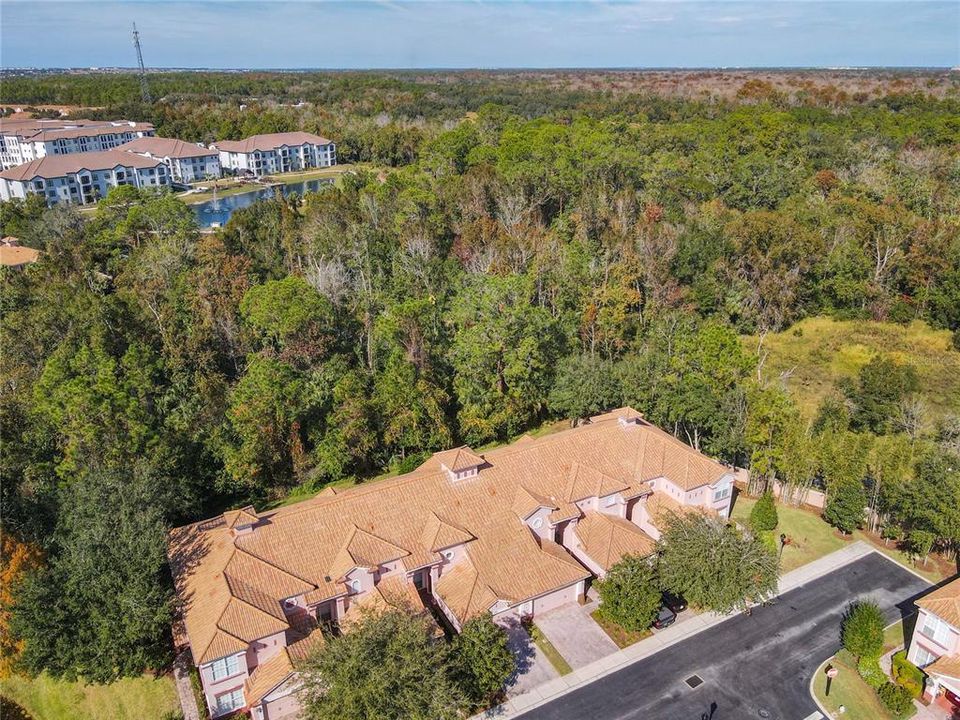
663,592,687,613
652,604,677,629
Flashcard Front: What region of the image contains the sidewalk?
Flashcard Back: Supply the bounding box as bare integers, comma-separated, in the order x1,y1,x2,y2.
173,649,201,720
474,541,875,720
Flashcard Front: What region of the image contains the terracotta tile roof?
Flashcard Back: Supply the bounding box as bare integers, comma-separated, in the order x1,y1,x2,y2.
169,407,729,663
0,150,164,181
340,576,440,637
926,653,960,681
420,512,474,552
548,501,581,524
565,463,628,502
573,512,656,570
434,558,499,623
118,136,217,159
211,132,332,154
917,578,960,629
244,648,295,705
0,244,39,267
431,446,486,472
512,485,555,520
224,506,259,529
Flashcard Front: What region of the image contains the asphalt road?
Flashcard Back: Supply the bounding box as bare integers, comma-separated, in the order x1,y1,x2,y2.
515,552,930,720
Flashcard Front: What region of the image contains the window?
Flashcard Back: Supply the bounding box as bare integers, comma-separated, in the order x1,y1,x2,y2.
913,645,937,668
350,579,361,593
920,614,954,647
442,550,454,561
215,688,244,715
603,495,617,508
531,517,543,529
713,486,731,502
210,654,241,682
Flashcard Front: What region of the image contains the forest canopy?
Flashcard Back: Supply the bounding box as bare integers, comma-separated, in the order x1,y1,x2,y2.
1,69,958,682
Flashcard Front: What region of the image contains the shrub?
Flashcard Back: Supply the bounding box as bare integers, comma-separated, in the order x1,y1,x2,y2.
891,650,924,699
823,476,867,533
453,615,515,706
878,682,914,716
842,601,885,659
749,492,779,533
857,655,886,690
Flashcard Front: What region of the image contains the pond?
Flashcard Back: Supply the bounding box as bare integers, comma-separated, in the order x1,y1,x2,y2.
190,177,334,228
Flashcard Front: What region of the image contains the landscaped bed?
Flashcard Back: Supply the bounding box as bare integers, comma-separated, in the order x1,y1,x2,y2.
590,609,652,649
812,650,915,720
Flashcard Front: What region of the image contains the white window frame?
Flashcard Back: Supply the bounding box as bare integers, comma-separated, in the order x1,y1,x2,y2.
442,550,454,561
210,654,241,682
603,495,617,508
913,645,938,668
215,687,245,714
350,578,361,593
920,614,954,646
713,485,731,502
531,517,544,529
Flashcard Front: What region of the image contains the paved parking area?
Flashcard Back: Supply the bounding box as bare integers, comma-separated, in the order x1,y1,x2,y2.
515,552,931,720
501,618,559,697
535,603,618,669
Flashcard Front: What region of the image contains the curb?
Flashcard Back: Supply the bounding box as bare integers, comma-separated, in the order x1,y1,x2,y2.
473,541,879,720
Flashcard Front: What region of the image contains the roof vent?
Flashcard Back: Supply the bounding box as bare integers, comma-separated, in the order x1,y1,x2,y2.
618,415,643,427
684,674,704,689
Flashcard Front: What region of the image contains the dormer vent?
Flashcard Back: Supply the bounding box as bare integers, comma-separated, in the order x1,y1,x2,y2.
618,414,643,427
435,446,485,482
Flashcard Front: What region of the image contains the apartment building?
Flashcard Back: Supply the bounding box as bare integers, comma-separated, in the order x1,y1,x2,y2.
0,150,170,206
168,408,735,719
211,131,336,177
118,137,222,183
0,118,156,169
908,578,960,714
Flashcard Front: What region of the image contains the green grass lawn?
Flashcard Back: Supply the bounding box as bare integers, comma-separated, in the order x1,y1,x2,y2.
883,613,917,654
731,495,851,573
732,494,954,582
526,623,573,676
590,609,652,649
812,651,914,720
746,317,960,421
0,673,180,720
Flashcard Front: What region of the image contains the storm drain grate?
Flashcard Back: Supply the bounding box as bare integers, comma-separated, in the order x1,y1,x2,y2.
684,674,704,689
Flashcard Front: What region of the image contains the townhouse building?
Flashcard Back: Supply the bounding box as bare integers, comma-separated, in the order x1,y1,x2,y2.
908,577,960,714
118,137,222,183
0,150,170,206
168,408,735,719
0,118,156,169
211,132,336,177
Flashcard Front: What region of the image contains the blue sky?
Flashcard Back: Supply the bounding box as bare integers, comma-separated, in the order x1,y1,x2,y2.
2,1,958,69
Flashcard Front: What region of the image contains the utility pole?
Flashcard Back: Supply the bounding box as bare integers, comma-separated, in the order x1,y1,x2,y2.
132,22,152,103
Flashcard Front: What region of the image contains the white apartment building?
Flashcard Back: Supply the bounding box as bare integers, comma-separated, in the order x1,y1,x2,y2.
119,137,222,183
211,132,336,177
0,118,156,170
0,150,170,206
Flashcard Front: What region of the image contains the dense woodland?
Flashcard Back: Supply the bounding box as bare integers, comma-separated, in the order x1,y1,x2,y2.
1,70,959,685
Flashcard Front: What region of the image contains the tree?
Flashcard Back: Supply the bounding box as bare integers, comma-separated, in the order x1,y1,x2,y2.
842,601,885,660
845,355,919,434
658,514,778,614
595,553,662,632
9,469,173,682
452,616,515,707
749,492,779,533
823,477,867,534
300,609,465,720
549,354,621,424
0,532,42,677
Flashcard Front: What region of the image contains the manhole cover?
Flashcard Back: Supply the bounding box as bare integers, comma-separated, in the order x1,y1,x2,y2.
684,674,704,689
758,709,771,718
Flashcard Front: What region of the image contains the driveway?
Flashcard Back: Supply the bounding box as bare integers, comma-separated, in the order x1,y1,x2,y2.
515,552,931,720
535,603,618,669
501,617,559,697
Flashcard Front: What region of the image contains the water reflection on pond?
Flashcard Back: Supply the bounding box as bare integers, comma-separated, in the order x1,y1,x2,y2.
190,178,334,228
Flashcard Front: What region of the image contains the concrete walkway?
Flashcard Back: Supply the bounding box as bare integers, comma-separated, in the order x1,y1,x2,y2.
474,541,877,719
535,603,617,669
501,618,560,697
173,649,201,720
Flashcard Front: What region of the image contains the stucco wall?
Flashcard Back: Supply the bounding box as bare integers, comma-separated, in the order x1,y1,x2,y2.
198,650,248,718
